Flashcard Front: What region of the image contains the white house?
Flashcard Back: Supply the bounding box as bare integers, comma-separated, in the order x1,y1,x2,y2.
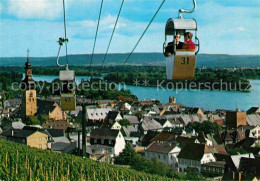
178,143,216,174
145,141,181,170
250,125,260,139
111,121,122,130
117,102,132,111
154,118,173,129
106,111,122,123
90,128,125,158
86,108,112,122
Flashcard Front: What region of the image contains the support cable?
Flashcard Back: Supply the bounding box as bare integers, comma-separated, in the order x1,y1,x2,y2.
123,0,165,65
63,0,69,68
101,0,124,67
90,0,104,67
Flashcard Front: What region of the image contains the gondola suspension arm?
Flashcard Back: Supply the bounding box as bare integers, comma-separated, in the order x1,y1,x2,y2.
178,0,197,18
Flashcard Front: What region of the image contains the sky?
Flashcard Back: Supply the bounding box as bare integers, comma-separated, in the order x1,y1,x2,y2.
0,0,260,57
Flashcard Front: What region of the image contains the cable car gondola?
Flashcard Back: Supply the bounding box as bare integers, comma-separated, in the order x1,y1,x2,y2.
56,0,76,111
163,0,200,80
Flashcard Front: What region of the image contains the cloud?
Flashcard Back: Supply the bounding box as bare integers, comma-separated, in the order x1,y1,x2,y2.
8,0,63,19
228,27,246,32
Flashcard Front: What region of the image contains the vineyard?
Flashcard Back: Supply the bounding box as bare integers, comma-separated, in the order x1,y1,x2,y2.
0,139,173,181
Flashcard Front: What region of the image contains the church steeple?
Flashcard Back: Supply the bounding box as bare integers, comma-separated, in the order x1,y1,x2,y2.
22,49,35,90
25,49,32,71
21,49,37,117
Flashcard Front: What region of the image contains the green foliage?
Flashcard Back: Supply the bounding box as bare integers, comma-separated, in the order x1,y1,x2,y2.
23,116,40,125
37,115,49,125
115,143,205,179
0,118,13,131
187,121,222,134
228,148,248,155
77,79,137,101
119,119,131,127
0,72,23,91
115,143,136,165
0,139,172,180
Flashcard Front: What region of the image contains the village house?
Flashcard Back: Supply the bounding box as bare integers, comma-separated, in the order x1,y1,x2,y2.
145,141,181,170
36,99,67,121
123,115,139,126
86,108,112,123
122,125,140,145
90,128,125,160
111,121,122,130
116,102,131,111
106,111,122,124
4,98,21,110
201,161,226,178
247,107,260,114
1,128,49,149
250,125,260,138
154,118,174,129
178,143,216,174
139,117,163,134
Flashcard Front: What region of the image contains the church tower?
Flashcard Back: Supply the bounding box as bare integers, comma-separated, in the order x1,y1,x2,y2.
21,50,37,117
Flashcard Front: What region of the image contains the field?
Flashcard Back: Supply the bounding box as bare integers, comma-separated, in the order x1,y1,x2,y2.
0,139,172,181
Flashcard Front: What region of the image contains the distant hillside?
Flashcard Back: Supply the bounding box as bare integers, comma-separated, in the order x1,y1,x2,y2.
0,53,259,68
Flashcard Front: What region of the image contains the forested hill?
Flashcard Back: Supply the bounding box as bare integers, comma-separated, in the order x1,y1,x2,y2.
1,53,259,68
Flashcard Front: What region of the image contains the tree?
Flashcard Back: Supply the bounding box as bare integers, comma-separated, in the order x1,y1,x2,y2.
119,119,131,127
114,143,136,165
0,117,13,131
23,116,40,125
38,115,49,125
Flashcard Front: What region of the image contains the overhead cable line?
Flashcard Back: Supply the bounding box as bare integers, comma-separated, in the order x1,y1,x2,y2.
63,0,69,66
57,0,69,68
101,0,125,67
123,0,165,65
90,0,104,67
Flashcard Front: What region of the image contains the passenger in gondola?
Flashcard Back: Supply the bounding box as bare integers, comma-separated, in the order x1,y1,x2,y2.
183,32,195,51
164,32,184,57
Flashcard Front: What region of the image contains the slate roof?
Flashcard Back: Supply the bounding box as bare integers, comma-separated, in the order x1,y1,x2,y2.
208,145,228,155
246,114,260,126
123,115,139,124
47,129,65,137
247,107,260,114
201,161,226,168
178,143,211,161
36,99,57,115
154,118,168,126
146,142,178,154
4,98,21,108
11,121,25,129
140,117,162,131
139,130,160,146
122,125,138,137
180,115,192,125
239,157,260,176
175,136,197,148
2,128,43,138
42,120,72,130
106,111,120,120
90,128,119,140
234,137,257,148
151,132,176,142
230,154,255,169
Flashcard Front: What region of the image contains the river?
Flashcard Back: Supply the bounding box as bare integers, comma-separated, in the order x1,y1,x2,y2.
30,74,260,111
